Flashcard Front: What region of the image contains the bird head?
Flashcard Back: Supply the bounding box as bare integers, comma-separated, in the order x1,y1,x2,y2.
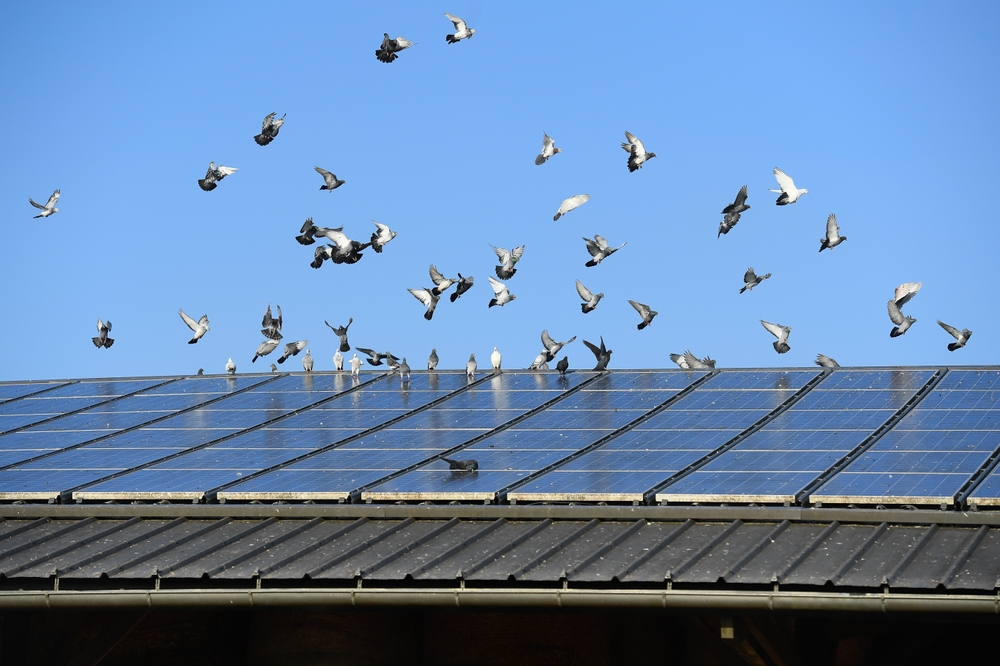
647,153,657,160
468,28,477,37
801,188,809,195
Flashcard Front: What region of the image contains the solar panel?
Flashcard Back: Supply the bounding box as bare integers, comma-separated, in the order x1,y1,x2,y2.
0,382,69,403
0,379,164,433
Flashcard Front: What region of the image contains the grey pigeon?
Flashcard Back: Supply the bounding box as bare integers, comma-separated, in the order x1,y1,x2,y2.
444,13,475,43
541,330,577,361
628,300,658,330
261,304,283,340
197,368,204,375
408,287,441,320
310,244,334,269
296,218,319,245
324,318,353,352
893,282,922,307
92,319,114,349
226,358,236,375
622,131,656,172
254,112,285,146
302,349,314,372
29,189,60,218
370,220,397,252
315,167,345,191
819,214,847,251
278,340,308,364
740,268,772,293
442,457,479,472
270,363,279,374
815,354,840,368
198,162,237,191
350,354,362,378
718,211,741,237
535,133,561,165
312,226,370,265
584,234,626,267
179,308,210,344
334,350,344,371
357,347,391,366
385,352,401,373
398,357,411,382
576,280,603,313
938,320,972,351
722,185,750,216
583,336,612,370
428,349,439,371
375,33,414,63
429,265,456,296
770,167,808,205
466,353,477,379
492,245,524,280
253,339,279,363
554,195,590,221
556,356,569,375
887,300,916,337
761,320,792,354
487,277,516,307
529,353,549,370
670,351,716,370
450,274,474,302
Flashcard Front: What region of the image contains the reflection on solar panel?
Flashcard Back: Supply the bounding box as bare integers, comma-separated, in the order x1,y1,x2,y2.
362,372,706,502
0,379,165,433
509,370,813,502
814,370,1000,508
655,370,936,504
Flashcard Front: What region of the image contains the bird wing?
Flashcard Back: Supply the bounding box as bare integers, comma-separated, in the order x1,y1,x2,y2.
894,282,922,305
317,227,350,248
886,300,905,325
592,234,610,250
624,131,642,153
217,166,238,177
682,351,702,369
261,112,276,130
488,276,507,296
356,347,378,359
197,315,209,327
511,245,525,262
583,237,601,257
394,36,414,50
256,339,279,355
561,194,590,214
408,287,435,307
825,214,839,239
45,190,60,208
444,12,467,31
315,166,333,179
628,300,649,317
576,280,594,301
178,309,199,332
286,340,308,355
542,133,554,152
372,220,390,235
733,185,748,208
582,339,601,358
492,245,510,263
743,268,757,284
937,320,961,339
541,330,557,352
299,218,315,234
773,167,795,194
760,320,786,340
428,264,448,286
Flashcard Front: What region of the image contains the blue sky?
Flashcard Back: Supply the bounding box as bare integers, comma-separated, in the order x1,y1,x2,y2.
2,3,998,380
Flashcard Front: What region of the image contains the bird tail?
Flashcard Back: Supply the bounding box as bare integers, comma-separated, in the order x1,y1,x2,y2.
585,260,597,267
105,338,114,349
637,322,647,330
739,286,747,294
446,35,457,43
553,213,561,221
450,292,460,303
948,342,960,351
424,310,434,321
188,338,198,344
534,154,546,165
92,337,103,348
488,299,498,308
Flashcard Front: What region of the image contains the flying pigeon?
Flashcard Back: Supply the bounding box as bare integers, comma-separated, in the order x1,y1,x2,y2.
576,280,603,313
492,245,524,280
770,167,808,205
815,354,840,368
92,319,114,349
553,195,590,221
466,353,477,379
334,350,344,371
628,300,658,330
670,351,716,370
308,167,343,193
278,340,308,364
398,357,411,382
324,318,353,352
938,320,972,351
375,33,414,63
535,133,561,165
541,330,577,361
491,347,502,372
556,356,569,375
350,354,362,378
887,299,917,337
270,363,278,374
313,226,370,264
408,287,441,320
178,309,210,344
254,112,285,146
723,185,750,216
301,349,314,372
819,214,847,252
583,337,612,370
740,268,772,293
444,13,475,43
198,162,237,191
295,218,320,245
310,244,334,269
761,320,792,354
370,220,397,253
429,265,457,295
29,190,60,218
718,211,741,238
584,234,626,267
893,282,922,307
442,457,479,472
261,304,283,340
357,347,391,366
487,276,516,307
621,131,656,172
428,349,439,371
450,274,474,302
253,339,279,363
226,358,236,375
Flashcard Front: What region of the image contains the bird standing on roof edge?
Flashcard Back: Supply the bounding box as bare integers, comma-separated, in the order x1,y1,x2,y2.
334,350,344,371
466,354,477,379
226,358,236,375
491,347,502,373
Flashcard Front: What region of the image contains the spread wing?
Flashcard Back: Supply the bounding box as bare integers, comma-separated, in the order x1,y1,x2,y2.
628,300,649,317
582,339,601,358
178,309,199,332
773,167,795,194
488,276,507,296
743,268,757,284
733,185,748,208
542,133,555,152
760,320,787,340
492,245,510,263
541,330,557,352
576,280,594,301
429,264,448,286
408,287,435,307
894,282,922,306
826,214,839,239
510,245,525,262
887,300,906,325
624,131,643,154
937,320,961,339
45,190,60,208
444,12,467,31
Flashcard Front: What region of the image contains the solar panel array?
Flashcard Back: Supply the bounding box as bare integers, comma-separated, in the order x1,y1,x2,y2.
0,368,997,508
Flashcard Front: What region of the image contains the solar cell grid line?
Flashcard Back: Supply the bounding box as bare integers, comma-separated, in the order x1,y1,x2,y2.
74,371,489,502
654,369,938,506
0,381,72,404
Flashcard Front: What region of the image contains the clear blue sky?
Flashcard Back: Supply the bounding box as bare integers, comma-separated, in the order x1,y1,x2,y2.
2,2,997,380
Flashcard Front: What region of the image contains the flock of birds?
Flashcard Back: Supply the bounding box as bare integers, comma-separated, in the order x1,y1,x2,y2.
29,11,975,381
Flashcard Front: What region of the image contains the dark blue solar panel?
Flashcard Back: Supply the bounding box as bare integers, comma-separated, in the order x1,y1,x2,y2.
699,371,817,390
918,390,1000,410
637,410,771,430
818,370,935,390
599,429,743,452
0,379,165,432
0,382,68,402
936,370,1000,390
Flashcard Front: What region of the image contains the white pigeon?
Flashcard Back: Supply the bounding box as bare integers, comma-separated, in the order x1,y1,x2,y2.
350,353,362,378
937,320,972,351
226,358,236,375
370,220,397,253
315,167,345,191
466,353,477,379
334,350,344,371
278,340,308,364
254,112,285,146
887,300,916,337
29,189,60,218
621,131,656,172
302,349,314,372
584,234,626,267
198,162,237,191
92,319,114,349
491,347,502,372
819,214,847,251
541,330,576,361
553,195,590,221
444,13,475,43
529,352,549,370
770,167,808,205
761,320,792,354
408,287,441,320
815,354,840,368
492,245,524,280
535,133,561,165
178,309,210,344
429,264,456,295
893,282,922,307
253,339,279,363
575,280,603,313
487,277,516,307
376,33,414,63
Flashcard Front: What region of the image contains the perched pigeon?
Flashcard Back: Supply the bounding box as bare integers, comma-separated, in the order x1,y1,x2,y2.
492,245,524,280
444,13,475,43
556,356,569,375
466,353,477,379
761,320,792,354
450,273,475,302
491,347,502,372
893,282,922,307
334,350,344,371
576,280,603,313
583,337,613,370
442,457,479,472
770,167,808,205
278,340,308,364
535,133,561,165
819,214,847,252
887,299,917,337
357,347,391,366
718,211,742,237
385,352,401,373
197,369,204,375
621,131,656,172
815,354,840,368
302,349,314,372
270,363,279,374
261,304,283,340
376,33,414,63
428,349,439,371
370,220,397,253
529,353,549,371
628,300,658,330
670,351,716,370
226,358,236,375
541,330,577,362
324,318,353,352
553,195,590,221
350,354,362,378
487,277,516,307
408,287,441,320
315,167,345,191
178,309,210,344
198,162,237,191
253,339,279,363
584,234,626,267
398,357,411,382
254,112,285,146
938,320,972,351
29,190,60,218
722,185,751,216
429,265,457,295
92,319,114,349
740,268,772,293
